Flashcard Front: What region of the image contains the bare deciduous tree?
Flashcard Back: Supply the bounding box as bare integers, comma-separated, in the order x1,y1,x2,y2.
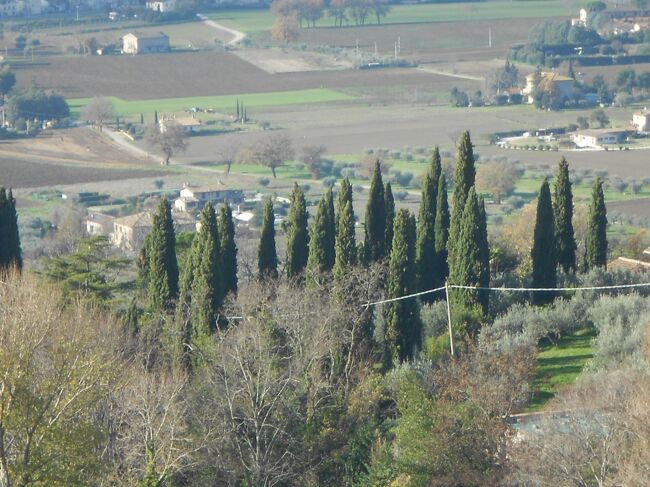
0,273,118,487
110,366,199,486
237,134,294,178
145,124,188,166
80,96,115,131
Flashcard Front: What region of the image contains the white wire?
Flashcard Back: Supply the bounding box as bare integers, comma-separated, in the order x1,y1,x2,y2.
362,281,650,308
362,286,447,308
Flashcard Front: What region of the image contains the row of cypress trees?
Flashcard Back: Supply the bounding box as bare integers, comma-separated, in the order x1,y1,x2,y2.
532,158,609,304
137,132,610,369
137,199,238,365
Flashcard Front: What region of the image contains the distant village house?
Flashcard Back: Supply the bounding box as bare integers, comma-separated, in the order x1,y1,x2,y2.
522,72,575,104
174,182,244,212
110,210,196,252
572,128,628,148
146,0,175,12
159,116,201,134
122,32,169,55
632,109,650,132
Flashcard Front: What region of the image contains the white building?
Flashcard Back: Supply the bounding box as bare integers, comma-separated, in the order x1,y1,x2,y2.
146,0,175,12
572,129,627,148
122,32,169,55
633,109,650,132
174,183,244,212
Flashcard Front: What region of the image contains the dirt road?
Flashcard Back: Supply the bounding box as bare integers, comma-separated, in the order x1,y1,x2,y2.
197,14,246,46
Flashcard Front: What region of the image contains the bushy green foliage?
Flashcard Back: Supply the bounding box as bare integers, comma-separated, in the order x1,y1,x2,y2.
0,188,22,271
554,157,577,273
584,178,608,271
218,202,238,296
416,147,441,302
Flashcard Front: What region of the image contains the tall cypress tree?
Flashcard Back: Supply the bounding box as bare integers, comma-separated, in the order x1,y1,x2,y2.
324,188,336,270
448,131,476,270
307,194,331,276
531,180,557,305
415,149,441,300
448,188,489,337
147,198,179,312
584,178,608,271
0,188,22,272
384,182,395,257
190,203,222,335
218,202,238,296
553,157,577,273
364,160,386,263
385,209,420,368
286,183,309,278
433,173,449,287
334,196,356,282
258,198,278,278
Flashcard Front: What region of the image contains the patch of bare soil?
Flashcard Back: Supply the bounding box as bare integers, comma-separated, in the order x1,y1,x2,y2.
233,47,353,73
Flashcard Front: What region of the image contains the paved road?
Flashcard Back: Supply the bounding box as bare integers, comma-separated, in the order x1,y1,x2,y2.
197,13,246,46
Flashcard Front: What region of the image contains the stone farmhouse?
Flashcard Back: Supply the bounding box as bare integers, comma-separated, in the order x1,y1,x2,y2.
522,72,575,104
159,116,201,134
174,183,244,213
110,210,196,252
122,32,169,55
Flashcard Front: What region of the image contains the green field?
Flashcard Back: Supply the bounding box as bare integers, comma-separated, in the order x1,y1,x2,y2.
69,89,355,118
208,0,581,33
529,328,595,411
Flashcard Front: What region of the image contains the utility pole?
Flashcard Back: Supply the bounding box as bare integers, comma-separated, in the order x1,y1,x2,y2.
397,36,401,53
445,280,455,357
76,5,79,21
374,41,377,56
488,27,492,48
394,41,397,59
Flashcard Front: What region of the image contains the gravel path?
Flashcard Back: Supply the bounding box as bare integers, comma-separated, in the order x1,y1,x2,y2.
197,13,246,46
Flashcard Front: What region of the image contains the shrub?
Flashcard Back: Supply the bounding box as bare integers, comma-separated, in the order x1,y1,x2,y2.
258,177,270,187
322,176,337,188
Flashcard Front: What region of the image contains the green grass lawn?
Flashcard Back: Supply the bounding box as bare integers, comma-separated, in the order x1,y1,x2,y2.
528,328,595,411
69,89,355,120
208,0,581,33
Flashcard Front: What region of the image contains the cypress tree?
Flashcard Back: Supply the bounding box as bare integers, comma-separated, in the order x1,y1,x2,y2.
433,173,449,287
334,199,356,281
384,182,395,257
218,202,238,296
336,178,353,219
258,198,278,278
190,203,222,336
364,160,386,263
0,188,22,271
385,209,420,368
154,110,158,125
585,178,608,271
324,188,336,270
553,157,577,273
448,188,489,337
415,148,441,299
286,183,309,278
147,198,179,312
307,194,331,276
448,131,476,270
531,180,557,305
140,113,144,125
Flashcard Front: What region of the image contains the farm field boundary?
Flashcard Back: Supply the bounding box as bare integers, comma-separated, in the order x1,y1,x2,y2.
69,88,356,118
208,0,579,33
